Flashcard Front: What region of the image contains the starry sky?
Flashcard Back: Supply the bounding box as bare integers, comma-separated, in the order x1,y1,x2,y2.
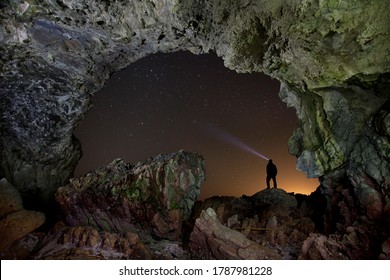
74,51,319,199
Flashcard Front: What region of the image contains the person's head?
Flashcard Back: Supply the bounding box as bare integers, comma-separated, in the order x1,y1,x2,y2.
269,159,273,163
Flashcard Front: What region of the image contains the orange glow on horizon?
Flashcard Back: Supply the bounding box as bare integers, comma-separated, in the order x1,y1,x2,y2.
198,179,319,200
198,168,320,200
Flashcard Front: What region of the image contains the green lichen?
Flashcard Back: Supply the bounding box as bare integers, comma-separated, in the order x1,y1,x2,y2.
111,186,119,197
125,178,147,200
170,200,179,210
166,164,175,184
231,17,267,72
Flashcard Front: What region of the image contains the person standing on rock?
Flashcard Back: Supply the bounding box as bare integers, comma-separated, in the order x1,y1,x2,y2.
266,159,277,189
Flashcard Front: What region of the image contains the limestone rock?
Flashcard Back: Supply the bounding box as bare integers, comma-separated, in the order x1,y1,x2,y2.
281,84,388,179
34,223,152,260
189,208,280,259
55,150,205,240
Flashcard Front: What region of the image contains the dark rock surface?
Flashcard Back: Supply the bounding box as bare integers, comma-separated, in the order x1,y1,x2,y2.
189,207,281,259
55,150,205,240
190,189,315,259
33,223,152,260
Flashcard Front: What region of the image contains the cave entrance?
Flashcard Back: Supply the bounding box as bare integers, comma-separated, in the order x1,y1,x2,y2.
74,51,318,199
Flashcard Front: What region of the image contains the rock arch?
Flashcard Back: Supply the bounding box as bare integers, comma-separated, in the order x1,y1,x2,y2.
1,0,389,252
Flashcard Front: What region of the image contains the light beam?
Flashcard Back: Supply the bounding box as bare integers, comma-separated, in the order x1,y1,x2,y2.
201,122,269,161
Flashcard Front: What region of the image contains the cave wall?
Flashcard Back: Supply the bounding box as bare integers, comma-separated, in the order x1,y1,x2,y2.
1,0,389,236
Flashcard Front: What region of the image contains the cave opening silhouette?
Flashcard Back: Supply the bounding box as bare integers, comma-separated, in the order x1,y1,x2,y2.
73,51,319,200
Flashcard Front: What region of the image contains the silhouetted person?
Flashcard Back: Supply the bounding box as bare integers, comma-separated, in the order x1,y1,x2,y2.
266,159,277,189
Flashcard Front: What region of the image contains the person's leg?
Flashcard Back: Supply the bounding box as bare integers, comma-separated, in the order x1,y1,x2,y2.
266,176,271,189
273,176,277,188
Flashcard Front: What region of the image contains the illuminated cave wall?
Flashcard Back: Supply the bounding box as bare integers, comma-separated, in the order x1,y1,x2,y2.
0,0,389,232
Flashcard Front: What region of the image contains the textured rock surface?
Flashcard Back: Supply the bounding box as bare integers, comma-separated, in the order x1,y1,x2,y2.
33,223,152,260
300,233,348,260
0,0,389,259
0,179,45,252
299,223,380,260
189,207,281,259
190,189,315,259
56,150,205,240
0,232,43,259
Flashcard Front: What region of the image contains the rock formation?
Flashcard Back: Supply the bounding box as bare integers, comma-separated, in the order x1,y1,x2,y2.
33,223,153,260
189,207,281,259
190,189,316,259
0,178,45,255
56,150,205,240
0,0,389,258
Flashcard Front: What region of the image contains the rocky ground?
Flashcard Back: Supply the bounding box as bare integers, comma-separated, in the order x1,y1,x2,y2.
0,150,337,260
2,152,390,260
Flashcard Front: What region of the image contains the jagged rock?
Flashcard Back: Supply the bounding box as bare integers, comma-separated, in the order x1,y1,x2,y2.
227,214,240,228
348,101,390,223
55,150,205,240
33,223,152,259
192,189,298,226
189,208,280,259
300,233,348,260
0,179,45,253
192,196,250,224
192,188,316,259
300,223,380,260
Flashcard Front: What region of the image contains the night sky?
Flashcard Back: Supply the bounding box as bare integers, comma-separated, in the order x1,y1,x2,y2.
74,51,319,199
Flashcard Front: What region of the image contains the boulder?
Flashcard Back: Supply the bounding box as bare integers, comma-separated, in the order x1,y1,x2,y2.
55,150,205,240
0,210,45,252
0,179,45,253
